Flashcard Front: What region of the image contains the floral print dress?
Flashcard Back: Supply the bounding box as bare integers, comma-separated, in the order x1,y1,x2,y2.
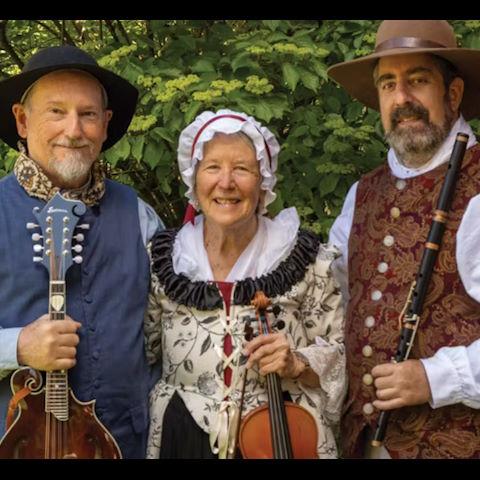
144,228,347,458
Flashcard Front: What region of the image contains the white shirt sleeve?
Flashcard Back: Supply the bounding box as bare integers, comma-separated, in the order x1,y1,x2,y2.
137,197,165,246
421,342,480,409
0,328,21,381
327,182,358,303
420,192,480,409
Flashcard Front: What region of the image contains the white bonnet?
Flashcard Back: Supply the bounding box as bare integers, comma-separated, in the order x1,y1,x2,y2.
177,108,280,213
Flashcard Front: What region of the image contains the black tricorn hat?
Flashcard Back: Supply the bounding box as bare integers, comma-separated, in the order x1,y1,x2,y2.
0,44,138,151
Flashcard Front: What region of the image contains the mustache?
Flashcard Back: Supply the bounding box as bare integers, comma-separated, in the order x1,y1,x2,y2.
53,139,92,148
390,103,430,128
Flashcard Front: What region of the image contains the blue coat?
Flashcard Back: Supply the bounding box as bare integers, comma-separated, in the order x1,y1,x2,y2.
0,174,151,458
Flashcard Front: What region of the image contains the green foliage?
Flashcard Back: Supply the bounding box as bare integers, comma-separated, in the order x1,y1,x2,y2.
0,20,478,236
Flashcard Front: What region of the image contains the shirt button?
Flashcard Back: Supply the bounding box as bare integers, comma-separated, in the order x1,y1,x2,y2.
83,269,89,276
85,295,93,304
371,290,382,301
390,207,400,218
377,262,388,273
362,345,373,357
365,316,375,328
92,351,99,360
383,235,394,247
362,373,374,386
363,402,374,415
396,179,406,190
94,380,100,390
89,324,96,333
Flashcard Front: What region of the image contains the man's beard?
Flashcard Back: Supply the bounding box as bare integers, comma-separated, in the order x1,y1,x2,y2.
48,141,96,185
385,100,454,168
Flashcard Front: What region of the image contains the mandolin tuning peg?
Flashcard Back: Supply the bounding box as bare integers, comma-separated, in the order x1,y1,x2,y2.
31,233,43,241
73,256,83,264
72,244,83,253
26,222,39,230
73,233,84,242
33,244,44,253
33,256,43,263
77,224,90,230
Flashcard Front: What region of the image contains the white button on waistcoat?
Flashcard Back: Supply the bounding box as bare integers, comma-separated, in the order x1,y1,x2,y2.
396,179,406,190
371,290,382,301
363,373,374,385
377,262,388,273
362,345,373,357
383,235,394,247
365,316,375,328
363,403,374,415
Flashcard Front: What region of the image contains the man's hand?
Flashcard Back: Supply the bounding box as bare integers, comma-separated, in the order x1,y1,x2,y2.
17,314,81,371
372,359,432,410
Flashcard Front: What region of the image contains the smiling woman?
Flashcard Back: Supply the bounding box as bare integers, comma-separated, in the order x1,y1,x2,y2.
143,109,347,459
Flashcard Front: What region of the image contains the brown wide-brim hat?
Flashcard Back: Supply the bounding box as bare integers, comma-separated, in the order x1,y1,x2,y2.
0,45,138,151
327,20,480,120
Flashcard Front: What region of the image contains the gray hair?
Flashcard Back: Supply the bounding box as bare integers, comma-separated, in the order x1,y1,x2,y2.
21,69,109,110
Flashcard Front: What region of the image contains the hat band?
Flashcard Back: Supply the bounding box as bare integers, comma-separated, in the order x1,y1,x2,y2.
190,114,272,168
375,36,448,53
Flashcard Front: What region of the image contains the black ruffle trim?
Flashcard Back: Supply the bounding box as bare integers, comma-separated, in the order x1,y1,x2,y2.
150,227,321,311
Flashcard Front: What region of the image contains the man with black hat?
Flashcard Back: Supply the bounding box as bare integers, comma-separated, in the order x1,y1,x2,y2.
328,20,480,458
0,45,163,458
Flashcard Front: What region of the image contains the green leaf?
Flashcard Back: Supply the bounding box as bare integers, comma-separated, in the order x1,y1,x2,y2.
310,59,328,81
116,136,131,161
282,63,300,91
144,141,163,170
131,136,145,162
184,101,202,125
160,176,172,195
325,95,342,112
255,100,273,123
191,59,216,73
262,20,281,31
298,67,319,92
318,174,340,196
231,52,258,72
151,127,176,144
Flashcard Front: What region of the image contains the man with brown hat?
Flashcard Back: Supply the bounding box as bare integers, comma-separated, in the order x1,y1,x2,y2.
328,20,480,458
0,45,163,458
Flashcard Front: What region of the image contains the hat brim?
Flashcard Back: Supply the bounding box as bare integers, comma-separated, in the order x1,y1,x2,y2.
0,63,138,151
327,47,480,121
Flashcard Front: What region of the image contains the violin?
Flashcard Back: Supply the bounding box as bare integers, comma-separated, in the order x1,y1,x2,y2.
238,291,318,459
0,193,122,459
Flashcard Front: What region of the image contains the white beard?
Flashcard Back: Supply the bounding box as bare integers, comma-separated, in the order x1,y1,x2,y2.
48,149,95,185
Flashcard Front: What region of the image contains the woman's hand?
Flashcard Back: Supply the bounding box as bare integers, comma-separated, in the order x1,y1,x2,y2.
242,333,304,379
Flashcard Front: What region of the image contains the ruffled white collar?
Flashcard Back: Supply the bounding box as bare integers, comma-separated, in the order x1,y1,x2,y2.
387,115,477,179
172,207,300,282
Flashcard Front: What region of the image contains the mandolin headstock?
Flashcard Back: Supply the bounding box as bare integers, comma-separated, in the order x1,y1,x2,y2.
27,192,88,281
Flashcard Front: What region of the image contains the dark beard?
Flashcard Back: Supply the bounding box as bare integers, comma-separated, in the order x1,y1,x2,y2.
385,101,454,167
